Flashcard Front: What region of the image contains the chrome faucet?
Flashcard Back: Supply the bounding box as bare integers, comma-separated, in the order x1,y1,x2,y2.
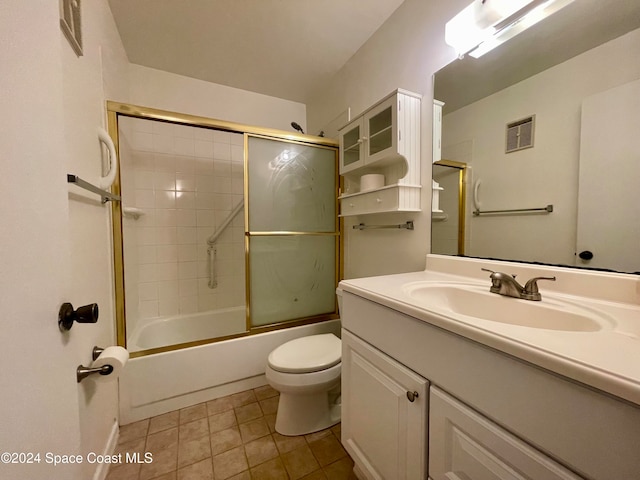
481,268,556,301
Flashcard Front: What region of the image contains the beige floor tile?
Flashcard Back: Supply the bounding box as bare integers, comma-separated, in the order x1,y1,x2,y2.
253,385,279,401
230,390,257,408
281,444,321,480
250,456,289,480
330,423,341,439
322,456,356,480
115,436,146,456
177,456,214,480
180,418,210,442
264,414,277,433
300,470,328,480
212,445,249,479
238,417,270,443
227,470,251,480
147,427,179,454
272,432,306,454
304,428,332,444
308,433,347,467
210,426,242,455
149,410,180,435
258,396,279,416
244,435,279,468
206,396,235,416
180,403,208,424
105,461,141,480
139,445,178,480
209,410,237,434
234,402,263,424
119,419,150,444
150,472,178,480
179,435,212,468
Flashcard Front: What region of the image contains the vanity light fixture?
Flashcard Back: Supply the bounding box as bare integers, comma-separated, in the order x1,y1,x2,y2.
445,0,575,58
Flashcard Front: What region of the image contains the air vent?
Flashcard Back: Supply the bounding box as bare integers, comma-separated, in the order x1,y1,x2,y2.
506,115,535,153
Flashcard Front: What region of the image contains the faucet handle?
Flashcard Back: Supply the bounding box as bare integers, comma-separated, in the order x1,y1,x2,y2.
481,268,495,275
523,276,556,300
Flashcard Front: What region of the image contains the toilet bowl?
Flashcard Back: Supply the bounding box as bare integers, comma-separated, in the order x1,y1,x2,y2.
265,333,342,436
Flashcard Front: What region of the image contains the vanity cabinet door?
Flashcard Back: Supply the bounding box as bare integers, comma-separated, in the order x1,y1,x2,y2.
429,387,582,480
342,330,428,480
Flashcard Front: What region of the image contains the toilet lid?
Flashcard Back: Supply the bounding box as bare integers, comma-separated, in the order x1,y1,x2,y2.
268,334,341,374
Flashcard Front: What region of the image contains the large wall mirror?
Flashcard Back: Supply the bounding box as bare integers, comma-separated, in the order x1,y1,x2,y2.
432,0,640,274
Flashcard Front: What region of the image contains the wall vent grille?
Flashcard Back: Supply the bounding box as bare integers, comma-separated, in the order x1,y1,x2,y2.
506,115,535,153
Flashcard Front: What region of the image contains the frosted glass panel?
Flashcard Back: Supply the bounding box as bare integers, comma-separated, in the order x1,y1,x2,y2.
249,236,336,327
248,136,336,232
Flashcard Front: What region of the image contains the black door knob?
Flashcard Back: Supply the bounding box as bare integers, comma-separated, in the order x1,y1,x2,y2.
578,251,594,260
58,302,99,331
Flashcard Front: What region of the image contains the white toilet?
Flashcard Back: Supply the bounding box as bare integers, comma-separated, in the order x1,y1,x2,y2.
265,333,342,436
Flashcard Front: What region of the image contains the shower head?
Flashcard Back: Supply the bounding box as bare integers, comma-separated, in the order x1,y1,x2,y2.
291,122,305,134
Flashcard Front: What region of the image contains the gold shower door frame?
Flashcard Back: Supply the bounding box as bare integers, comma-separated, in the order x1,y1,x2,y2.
107,102,342,358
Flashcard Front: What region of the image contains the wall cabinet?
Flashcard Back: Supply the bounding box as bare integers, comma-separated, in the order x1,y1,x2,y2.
341,330,428,480
338,90,421,216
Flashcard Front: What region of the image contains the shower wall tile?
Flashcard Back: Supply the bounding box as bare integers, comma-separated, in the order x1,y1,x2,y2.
178,245,198,262
176,174,196,192
177,210,197,227
156,245,178,264
121,117,246,327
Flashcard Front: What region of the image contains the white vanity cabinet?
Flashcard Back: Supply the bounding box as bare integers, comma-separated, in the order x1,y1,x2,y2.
341,330,428,480
340,288,640,480
338,89,421,216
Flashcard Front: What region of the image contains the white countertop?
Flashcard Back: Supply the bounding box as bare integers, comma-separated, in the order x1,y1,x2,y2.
339,267,640,406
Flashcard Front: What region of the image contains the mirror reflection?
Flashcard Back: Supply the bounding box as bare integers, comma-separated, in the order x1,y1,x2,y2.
433,0,640,274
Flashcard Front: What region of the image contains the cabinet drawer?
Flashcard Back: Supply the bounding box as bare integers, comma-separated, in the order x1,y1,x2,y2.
340,187,399,216
429,387,581,480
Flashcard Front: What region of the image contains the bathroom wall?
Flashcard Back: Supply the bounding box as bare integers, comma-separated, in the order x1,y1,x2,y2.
306,0,468,279
119,116,245,336
128,64,308,133
441,28,640,266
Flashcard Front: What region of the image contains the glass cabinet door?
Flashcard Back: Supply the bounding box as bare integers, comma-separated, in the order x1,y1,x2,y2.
339,119,364,174
365,96,397,164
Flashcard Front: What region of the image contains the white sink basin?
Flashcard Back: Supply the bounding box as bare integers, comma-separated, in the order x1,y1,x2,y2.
403,283,612,332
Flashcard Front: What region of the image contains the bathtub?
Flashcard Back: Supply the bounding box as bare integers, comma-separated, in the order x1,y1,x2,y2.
119,318,341,424
127,307,246,352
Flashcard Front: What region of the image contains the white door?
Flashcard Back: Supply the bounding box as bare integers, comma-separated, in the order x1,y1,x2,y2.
0,2,84,478
576,79,640,272
341,330,428,480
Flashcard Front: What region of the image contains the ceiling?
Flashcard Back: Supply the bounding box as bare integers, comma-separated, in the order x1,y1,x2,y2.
108,0,406,104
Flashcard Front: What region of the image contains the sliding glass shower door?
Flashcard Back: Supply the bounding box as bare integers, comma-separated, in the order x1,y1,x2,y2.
246,135,339,328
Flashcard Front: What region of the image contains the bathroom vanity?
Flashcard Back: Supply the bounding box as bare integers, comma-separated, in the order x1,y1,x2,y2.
339,257,640,480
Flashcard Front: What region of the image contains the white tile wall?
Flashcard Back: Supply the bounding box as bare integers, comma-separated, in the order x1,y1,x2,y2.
120,117,245,324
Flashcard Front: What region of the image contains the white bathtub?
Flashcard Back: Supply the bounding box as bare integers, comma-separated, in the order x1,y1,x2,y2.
127,307,246,352
119,319,341,424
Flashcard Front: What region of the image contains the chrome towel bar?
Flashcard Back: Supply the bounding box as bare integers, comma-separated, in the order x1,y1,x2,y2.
473,204,553,216
67,174,121,203
353,221,414,230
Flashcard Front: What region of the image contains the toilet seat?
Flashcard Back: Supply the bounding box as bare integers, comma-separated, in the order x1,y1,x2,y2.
268,333,341,374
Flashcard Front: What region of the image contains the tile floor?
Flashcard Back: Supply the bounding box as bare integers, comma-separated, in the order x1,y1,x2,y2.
106,385,357,480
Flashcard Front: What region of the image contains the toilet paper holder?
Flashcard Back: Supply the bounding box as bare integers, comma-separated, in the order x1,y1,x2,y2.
77,345,112,383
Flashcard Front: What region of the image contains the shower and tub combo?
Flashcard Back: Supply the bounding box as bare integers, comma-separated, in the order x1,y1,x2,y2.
107,103,341,424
